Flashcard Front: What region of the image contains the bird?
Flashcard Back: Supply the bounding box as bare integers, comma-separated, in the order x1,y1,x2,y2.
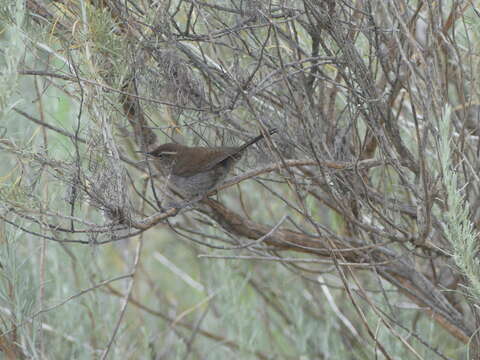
144,128,277,199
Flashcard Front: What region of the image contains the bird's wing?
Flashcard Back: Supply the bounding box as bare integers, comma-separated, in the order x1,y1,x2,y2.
172,147,239,177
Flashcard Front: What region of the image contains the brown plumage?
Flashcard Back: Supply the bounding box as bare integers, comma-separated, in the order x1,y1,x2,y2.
146,129,277,199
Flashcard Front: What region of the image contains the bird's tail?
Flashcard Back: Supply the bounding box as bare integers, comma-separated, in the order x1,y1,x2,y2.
237,128,278,153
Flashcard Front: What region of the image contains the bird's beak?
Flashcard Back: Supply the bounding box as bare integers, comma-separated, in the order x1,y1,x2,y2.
135,150,152,157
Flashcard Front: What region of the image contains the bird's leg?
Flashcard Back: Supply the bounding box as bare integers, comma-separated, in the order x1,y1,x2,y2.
164,193,205,211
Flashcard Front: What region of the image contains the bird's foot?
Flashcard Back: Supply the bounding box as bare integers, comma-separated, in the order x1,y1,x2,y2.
164,194,204,210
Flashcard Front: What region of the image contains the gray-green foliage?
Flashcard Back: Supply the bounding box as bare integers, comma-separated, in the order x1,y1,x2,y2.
439,105,480,300
2,0,480,359
0,1,24,121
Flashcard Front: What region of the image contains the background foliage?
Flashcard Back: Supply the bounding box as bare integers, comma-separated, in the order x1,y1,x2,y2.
1,0,479,359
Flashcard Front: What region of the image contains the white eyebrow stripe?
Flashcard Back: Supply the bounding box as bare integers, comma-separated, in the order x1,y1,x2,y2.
159,151,177,155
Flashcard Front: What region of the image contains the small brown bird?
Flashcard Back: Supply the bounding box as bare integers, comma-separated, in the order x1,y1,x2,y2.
145,129,277,199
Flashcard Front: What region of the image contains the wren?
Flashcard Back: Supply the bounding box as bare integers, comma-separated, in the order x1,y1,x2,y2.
145,129,277,199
